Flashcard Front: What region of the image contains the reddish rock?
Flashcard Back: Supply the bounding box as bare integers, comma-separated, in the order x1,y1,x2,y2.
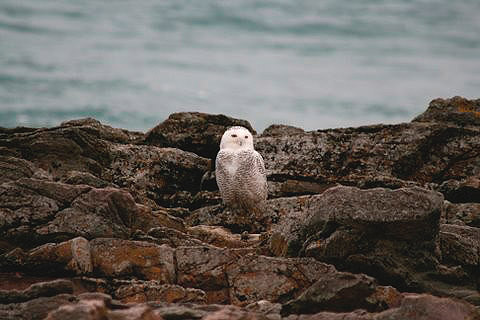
90,238,175,282
113,281,205,304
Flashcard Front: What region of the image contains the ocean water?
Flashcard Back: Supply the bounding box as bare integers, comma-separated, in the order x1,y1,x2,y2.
1,1,479,132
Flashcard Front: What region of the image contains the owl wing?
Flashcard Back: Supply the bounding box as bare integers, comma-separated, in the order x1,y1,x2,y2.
215,150,234,204
237,150,268,203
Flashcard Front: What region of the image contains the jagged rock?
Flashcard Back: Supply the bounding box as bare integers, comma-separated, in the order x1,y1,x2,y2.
90,238,175,281
440,224,480,267
0,118,210,210
186,196,307,234
262,125,305,137
0,279,73,304
0,118,141,180
202,305,270,320
1,98,480,318
108,144,210,209
60,170,112,188
0,178,145,248
113,280,205,304
175,246,253,303
0,294,77,320
134,206,186,233
443,201,480,227
270,186,448,294
0,156,38,183
374,293,480,320
37,187,138,241
45,298,108,320
437,177,480,203
413,96,480,127
136,227,206,248
226,255,342,306
1,237,93,275
143,112,255,160
282,272,377,315
256,100,480,198
187,225,261,249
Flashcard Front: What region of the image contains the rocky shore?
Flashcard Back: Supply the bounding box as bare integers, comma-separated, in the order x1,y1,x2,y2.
0,96,479,320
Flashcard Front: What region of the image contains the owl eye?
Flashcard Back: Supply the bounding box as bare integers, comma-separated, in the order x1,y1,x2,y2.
231,134,237,138
244,136,248,139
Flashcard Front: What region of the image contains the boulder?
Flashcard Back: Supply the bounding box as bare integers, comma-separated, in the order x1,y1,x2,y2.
442,201,480,227
413,96,480,127
143,112,255,160
90,238,175,281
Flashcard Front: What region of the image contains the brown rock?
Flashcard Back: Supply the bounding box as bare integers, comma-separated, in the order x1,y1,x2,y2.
438,177,480,204
0,279,73,304
37,187,137,241
0,294,77,320
413,96,480,127
114,280,205,304
2,237,93,275
187,225,261,249
374,293,480,320
90,238,175,281
443,202,480,227
143,112,255,159
440,224,480,267
282,271,376,314
108,144,210,208
226,255,338,306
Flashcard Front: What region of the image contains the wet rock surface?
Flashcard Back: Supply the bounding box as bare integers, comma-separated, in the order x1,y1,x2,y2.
1,97,479,319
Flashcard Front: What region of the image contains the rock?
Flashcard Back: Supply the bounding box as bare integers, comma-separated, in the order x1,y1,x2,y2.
175,246,251,303
0,118,140,180
202,305,270,320
281,272,377,315
413,96,480,127
135,227,206,248
0,294,77,320
374,293,480,320
134,206,186,233
270,186,449,293
262,125,305,137
438,177,480,203
45,298,108,320
60,170,112,188
0,279,73,304
443,201,480,227
187,225,261,249
0,177,144,248
113,280,205,304
440,224,480,267
1,237,93,275
109,144,210,209
143,112,255,160
256,102,480,198
107,304,163,320
90,238,175,281
0,156,37,183
226,255,342,306
36,187,138,241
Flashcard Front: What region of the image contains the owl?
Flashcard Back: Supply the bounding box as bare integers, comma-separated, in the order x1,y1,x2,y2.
215,126,268,213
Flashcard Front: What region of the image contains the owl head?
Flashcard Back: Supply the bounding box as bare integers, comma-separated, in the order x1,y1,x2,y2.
219,126,254,150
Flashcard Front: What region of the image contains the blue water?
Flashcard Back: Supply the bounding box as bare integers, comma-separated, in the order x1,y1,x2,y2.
1,1,479,132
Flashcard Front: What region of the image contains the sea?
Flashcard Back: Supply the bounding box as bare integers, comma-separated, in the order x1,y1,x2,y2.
1,0,479,133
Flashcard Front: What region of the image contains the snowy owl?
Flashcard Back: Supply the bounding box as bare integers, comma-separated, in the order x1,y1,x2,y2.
215,126,268,213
